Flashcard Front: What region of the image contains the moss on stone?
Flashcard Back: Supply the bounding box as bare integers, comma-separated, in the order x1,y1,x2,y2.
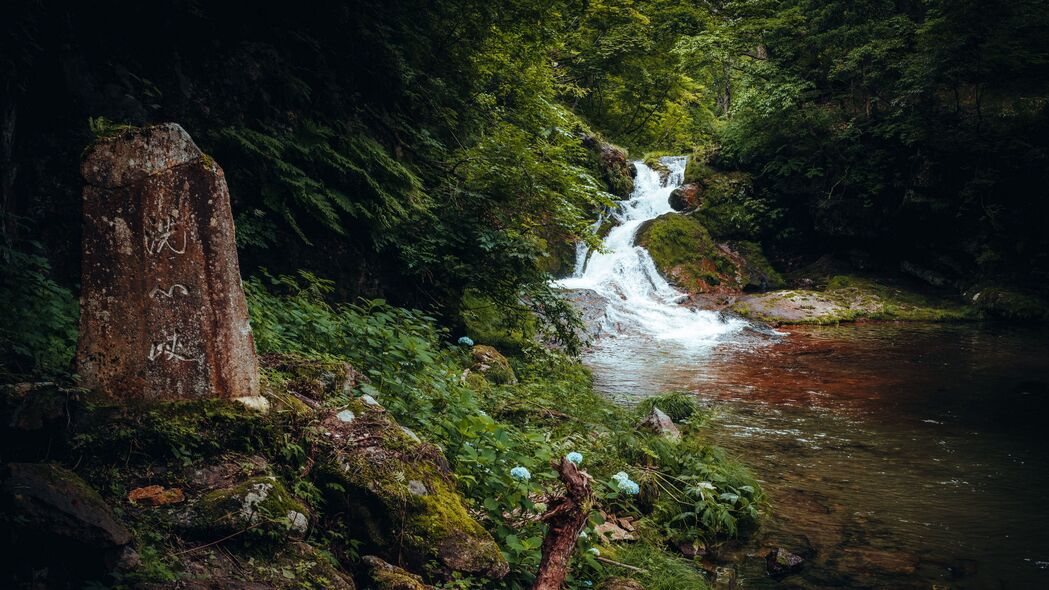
194,476,309,539
636,213,784,294
470,345,517,385
460,289,535,353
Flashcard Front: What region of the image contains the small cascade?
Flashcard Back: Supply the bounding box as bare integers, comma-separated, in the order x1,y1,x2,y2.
557,156,745,346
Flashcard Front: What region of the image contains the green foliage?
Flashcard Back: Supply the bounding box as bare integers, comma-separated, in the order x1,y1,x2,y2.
247,272,764,589
0,247,78,380
216,123,424,245
87,116,137,139
636,392,697,423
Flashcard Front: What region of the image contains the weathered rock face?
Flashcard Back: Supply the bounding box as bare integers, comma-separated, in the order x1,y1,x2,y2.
1,462,131,549
317,398,509,580
639,407,681,442
668,183,701,211
77,123,259,401
361,556,436,590
469,344,517,385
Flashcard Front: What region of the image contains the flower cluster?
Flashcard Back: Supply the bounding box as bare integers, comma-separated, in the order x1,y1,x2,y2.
510,466,531,482
457,336,474,346
566,452,583,466
612,471,640,495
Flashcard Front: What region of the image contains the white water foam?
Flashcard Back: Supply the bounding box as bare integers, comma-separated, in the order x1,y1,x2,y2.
557,156,746,346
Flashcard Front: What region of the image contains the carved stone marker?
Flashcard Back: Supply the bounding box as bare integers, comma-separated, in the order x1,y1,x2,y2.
77,123,259,401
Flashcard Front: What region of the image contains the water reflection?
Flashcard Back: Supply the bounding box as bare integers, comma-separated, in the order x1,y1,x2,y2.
583,321,1049,589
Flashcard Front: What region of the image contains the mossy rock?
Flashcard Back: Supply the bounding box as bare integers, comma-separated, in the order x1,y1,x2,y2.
189,476,310,540
469,345,517,385
970,287,1049,320
361,555,434,590
582,134,635,197
636,213,782,294
315,400,508,580
688,170,773,240
259,353,363,403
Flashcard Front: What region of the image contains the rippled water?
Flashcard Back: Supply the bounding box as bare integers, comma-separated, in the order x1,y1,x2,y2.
583,321,1049,589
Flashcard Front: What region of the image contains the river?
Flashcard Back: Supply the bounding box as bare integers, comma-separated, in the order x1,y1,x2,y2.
559,157,1049,589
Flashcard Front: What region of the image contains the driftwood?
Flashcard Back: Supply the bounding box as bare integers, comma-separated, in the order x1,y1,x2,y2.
532,458,593,590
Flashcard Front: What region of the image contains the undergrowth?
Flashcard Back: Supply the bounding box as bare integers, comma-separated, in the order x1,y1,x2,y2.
246,272,765,589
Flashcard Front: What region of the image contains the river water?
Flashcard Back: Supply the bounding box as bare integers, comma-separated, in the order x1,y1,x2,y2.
560,158,1049,589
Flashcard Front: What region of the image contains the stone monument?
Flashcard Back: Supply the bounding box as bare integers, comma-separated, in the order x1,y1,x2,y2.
77,123,259,401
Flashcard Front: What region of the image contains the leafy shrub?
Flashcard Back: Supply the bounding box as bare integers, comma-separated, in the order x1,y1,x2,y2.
636,392,698,423
0,247,78,380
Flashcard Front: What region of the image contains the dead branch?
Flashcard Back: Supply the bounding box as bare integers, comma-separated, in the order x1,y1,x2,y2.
532,458,593,590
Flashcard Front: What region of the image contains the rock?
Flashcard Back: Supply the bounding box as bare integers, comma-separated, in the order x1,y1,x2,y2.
668,183,701,211
580,133,634,197
638,407,680,441
765,547,804,576
470,345,517,385
188,476,310,539
128,484,185,506
259,353,365,402
77,122,259,401
1,462,131,548
598,577,646,590
317,399,508,580
1,383,78,461
167,540,355,590
361,555,436,590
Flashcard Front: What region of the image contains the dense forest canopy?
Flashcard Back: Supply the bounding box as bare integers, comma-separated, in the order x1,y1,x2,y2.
3,0,1048,378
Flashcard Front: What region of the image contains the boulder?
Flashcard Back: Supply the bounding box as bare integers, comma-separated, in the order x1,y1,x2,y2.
316,398,508,580
1,383,78,461
361,555,436,590
668,183,701,211
187,476,310,539
1,462,131,548
78,123,259,402
259,353,364,403
638,407,681,442
765,547,804,576
470,344,517,385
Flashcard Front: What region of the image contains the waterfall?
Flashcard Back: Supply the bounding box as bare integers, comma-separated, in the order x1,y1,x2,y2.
557,156,745,346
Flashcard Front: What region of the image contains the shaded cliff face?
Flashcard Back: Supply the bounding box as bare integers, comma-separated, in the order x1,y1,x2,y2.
78,124,259,401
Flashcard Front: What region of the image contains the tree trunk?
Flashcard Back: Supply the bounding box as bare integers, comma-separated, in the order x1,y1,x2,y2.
532,458,593,590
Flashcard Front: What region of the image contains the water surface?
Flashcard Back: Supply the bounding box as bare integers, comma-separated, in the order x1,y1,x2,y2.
584,322,1049,589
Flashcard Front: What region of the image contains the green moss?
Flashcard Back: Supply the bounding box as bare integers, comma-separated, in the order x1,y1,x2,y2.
689,170,777,240
470,344,517,385
195,476,309,539
731,240,786,291
971,287,1049,320
635,213,732,292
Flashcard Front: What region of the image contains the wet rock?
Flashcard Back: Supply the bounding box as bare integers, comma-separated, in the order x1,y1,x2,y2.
677,540,707,559
1,462,131,548
765,547,804,576
598,577,646,590
581,133,634,197
470,344,517,385
78,123,259,401
669,183,701,211
317,399,508,580
639,407,681,441
128,484,185,506
839,547,918,575
361,555,435,590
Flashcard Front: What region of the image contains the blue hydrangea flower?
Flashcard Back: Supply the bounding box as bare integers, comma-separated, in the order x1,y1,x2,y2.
458,336,474,347
510,466,531,482
566,452,583,466
619,480,640,495
611,471,630,483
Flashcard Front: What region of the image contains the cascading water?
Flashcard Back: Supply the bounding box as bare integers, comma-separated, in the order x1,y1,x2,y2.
558,156,746,346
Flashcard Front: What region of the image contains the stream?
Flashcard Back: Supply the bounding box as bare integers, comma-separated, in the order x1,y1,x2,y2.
559,158,1049,589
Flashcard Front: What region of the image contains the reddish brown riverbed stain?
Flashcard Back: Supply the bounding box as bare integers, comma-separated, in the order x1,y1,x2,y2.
584,322,1049,589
